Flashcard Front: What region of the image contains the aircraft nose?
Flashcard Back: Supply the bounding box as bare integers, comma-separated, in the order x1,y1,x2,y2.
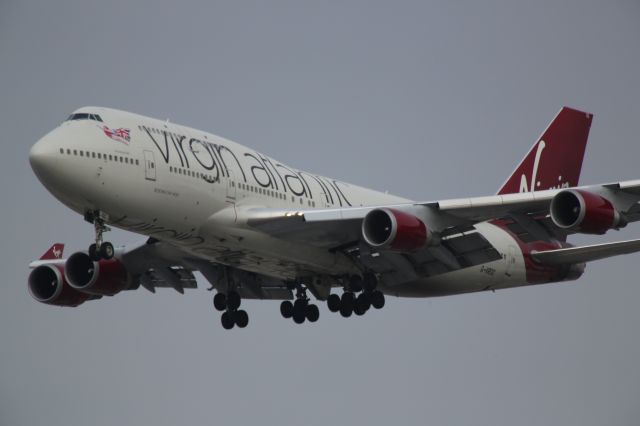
29,135,59,182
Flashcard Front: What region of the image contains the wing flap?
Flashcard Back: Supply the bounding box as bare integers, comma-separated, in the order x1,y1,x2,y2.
531,238,640,265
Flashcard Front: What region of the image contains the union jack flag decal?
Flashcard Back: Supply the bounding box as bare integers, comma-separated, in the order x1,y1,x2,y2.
101,125,131,144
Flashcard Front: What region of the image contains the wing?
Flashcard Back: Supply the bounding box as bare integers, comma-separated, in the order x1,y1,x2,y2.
246,180,640,249
242,180,640,286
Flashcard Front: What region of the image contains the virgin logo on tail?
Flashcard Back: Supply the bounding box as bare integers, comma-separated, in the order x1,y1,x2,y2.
519,140,570,193
519,140,545,193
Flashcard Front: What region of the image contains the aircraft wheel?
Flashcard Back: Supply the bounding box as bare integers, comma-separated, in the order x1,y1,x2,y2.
213,293,227,311
371,291,385,309
356,293,371,311
327,294,341,312
234,310,249,328
339,304,353,318
349,275,363,292
227,291,241,310
341,292,355,311
353,304,366,316
280,300,294,318
88,244,101,261
221,311,234,330
306,304,320,322
293,299,307,320
293,310,306,324
363,272,377,291
100,242,115,260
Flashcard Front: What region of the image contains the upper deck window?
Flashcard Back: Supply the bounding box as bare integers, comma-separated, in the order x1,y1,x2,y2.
66,113,103,122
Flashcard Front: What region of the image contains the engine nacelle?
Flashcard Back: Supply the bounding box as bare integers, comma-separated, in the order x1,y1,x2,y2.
362,208,431,251
64,252,130,296
550,189,623,235
28,264,99,307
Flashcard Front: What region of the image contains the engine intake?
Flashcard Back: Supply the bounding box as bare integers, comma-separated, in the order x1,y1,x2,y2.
64,252,130,296
28,264,99,307
362,208,431,251
550,189,622,235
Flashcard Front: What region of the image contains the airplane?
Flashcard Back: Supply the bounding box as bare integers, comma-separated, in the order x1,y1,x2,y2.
28,106,640,329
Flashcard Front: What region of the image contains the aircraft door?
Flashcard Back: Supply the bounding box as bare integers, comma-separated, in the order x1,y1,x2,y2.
143,150,156,181
226,169,237,200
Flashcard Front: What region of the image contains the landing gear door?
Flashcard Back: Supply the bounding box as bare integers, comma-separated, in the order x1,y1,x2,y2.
143,150,156,181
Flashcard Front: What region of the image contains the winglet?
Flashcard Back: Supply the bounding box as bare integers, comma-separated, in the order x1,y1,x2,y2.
498,107,593,195
39,243,65,260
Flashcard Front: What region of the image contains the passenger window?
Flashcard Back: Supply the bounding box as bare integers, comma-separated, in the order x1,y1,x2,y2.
73,150,77,155
59,148,64,154
67,149,71,154
97,153,101,159
109,155,112,161
92,152,96,158
80,151,84,157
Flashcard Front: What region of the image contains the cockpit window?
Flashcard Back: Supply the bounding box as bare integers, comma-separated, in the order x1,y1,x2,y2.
66,113,103,122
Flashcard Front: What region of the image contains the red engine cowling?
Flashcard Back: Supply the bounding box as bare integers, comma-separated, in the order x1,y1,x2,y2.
28,264,100,307
64,252,130,296
550,189,622,234
362,208,430,251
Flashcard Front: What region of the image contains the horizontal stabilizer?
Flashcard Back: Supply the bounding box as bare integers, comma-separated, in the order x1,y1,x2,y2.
531,238,640,265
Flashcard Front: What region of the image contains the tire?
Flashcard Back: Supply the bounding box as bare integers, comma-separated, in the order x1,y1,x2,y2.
353,304,365,316
339,304,353,318
356,293,371,311
221,312,234,330
306,304,320,322
280,300,294,318
88,244,101,261
363,272,377,291
341,292,355,311
234,310,249,328
99,242,115,260
371,291,385,309
293,299,306,320
227,291,241,310
293,310,306,324
213,293,227,311
349,275,363,292
327,294,341,312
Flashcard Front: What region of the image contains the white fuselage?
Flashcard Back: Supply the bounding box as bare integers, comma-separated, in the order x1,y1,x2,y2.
30,107,547,297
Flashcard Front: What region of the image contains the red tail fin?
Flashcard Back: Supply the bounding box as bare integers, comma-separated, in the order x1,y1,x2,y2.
498,107,593,195
40,243,64,260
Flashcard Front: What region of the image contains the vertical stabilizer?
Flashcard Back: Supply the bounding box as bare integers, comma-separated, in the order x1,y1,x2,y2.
498,107,593,194
39,243,65,260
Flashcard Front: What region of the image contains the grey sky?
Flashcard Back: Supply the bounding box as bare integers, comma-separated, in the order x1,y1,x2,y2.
2,1,640,425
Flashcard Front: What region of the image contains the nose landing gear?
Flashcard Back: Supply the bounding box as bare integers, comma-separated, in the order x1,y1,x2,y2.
85,210,115,261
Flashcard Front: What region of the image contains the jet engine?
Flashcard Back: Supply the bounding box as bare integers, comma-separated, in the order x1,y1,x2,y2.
362,208,431,251
64,252,131,296
550,189,623,234
28,264,100,307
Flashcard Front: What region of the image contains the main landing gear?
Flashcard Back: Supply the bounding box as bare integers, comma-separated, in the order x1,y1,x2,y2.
85,210,115,261
279,282,320,324
213,291,249,330
326,273,385,318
